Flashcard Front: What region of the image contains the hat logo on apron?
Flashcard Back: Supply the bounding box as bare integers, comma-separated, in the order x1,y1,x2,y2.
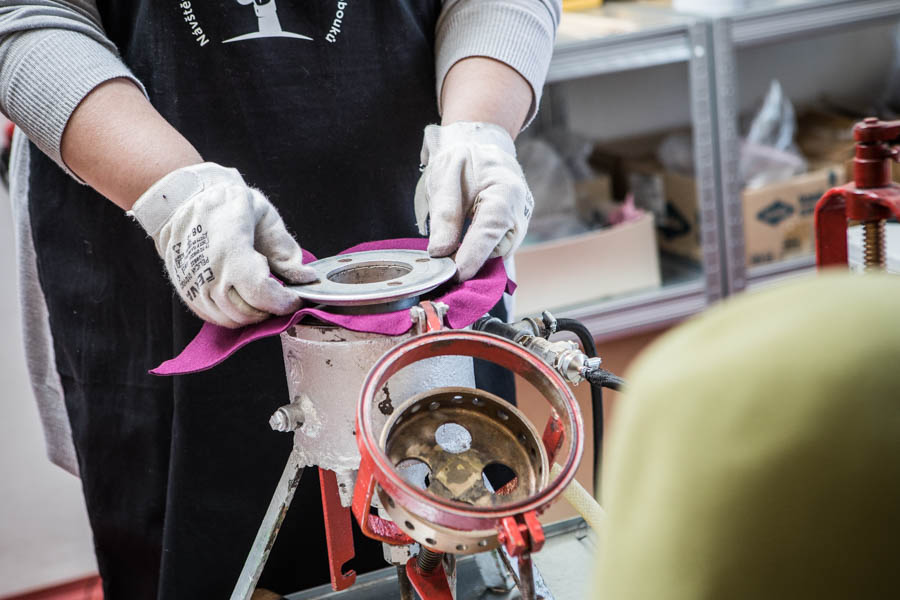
224,0,313,44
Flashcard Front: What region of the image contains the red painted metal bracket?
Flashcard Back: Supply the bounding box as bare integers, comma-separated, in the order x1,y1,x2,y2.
497,511,545,557
418,300,445,332
541,410,564,464
319,468,357,591
405,556,454,600
351,453,414,546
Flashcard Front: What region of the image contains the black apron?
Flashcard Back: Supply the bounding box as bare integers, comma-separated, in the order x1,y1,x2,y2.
27,2,513,598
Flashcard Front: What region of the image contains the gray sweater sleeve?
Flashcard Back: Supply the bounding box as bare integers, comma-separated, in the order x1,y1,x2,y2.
436,0,561,128
0,1,558,174
0,1,145,174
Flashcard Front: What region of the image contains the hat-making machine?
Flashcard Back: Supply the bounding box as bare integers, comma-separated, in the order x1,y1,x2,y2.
226,249,619,600
220,114,900,599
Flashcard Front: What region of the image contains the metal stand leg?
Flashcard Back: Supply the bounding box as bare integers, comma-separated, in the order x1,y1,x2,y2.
396,565,415,600
517,554,535,600
497,546,554,600
230,446,305,600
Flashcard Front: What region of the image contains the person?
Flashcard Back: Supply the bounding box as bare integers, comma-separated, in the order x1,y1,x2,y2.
0,1,561,598
595,272,900,599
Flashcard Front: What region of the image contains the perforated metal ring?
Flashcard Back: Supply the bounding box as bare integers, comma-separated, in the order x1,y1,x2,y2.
356,330,584,533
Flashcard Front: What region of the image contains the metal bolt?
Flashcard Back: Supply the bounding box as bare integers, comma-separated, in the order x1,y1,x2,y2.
863,219,886,271
416,548,443,573
269,409,290,432
269,403,304,432
409,306,426,334
433,301,449,318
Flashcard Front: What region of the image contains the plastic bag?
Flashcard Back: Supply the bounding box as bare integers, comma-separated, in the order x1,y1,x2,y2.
656,132,695,176
516,136,576,220
740,80,807,188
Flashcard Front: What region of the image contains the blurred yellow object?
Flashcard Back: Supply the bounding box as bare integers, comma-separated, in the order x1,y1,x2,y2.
596,271,900,599
563,0,603,11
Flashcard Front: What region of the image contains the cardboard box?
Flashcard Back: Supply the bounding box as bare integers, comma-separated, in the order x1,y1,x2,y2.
742,165,844,266
658,169,702,261
654,163,845,266
626,159,667,221
797,109,857,165
574,171,614,224
513,213,661,318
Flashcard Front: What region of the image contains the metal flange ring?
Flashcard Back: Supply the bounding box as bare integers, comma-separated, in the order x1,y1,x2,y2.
290,249,456,307
356,330,584,533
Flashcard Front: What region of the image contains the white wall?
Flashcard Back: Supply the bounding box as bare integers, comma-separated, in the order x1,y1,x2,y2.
0,185,96,596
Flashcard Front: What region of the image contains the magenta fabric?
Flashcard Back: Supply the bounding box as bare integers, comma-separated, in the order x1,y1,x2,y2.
151,238,514,375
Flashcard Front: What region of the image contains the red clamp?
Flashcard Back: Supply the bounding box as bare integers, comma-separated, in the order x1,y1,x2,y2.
815,117,900,268
497,511,545,557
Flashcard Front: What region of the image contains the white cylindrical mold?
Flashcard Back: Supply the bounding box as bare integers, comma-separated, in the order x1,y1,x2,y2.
280,323,475,478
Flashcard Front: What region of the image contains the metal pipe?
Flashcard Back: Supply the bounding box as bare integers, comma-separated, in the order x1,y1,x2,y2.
396,565,414,600
517,554,536,600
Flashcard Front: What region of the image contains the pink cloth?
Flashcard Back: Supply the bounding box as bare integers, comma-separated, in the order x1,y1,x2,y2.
151,238,515,375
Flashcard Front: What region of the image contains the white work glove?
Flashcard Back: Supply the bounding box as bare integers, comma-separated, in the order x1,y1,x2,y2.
129,163,316,328
414,121,534,281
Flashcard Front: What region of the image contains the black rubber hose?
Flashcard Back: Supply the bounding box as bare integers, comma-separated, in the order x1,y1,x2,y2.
554,318,603,496
584,368,626,392
473,316,522,340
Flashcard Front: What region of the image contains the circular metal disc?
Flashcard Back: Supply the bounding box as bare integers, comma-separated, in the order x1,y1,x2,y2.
381,387,549,508
289,249,456,307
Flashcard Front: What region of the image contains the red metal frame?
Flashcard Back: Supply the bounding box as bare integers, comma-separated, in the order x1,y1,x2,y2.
347,300,583,598
815,118,900,267
353,331,583,534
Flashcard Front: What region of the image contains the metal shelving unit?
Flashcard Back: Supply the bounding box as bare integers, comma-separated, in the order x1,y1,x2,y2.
533,0,900,340
709,0,900,294
539,4,723,340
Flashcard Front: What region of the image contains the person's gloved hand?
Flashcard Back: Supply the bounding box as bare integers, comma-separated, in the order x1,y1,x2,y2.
129,162,316,328
414,121,533,281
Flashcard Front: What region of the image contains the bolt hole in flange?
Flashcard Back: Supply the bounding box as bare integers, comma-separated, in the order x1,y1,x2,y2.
326,261,413,284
